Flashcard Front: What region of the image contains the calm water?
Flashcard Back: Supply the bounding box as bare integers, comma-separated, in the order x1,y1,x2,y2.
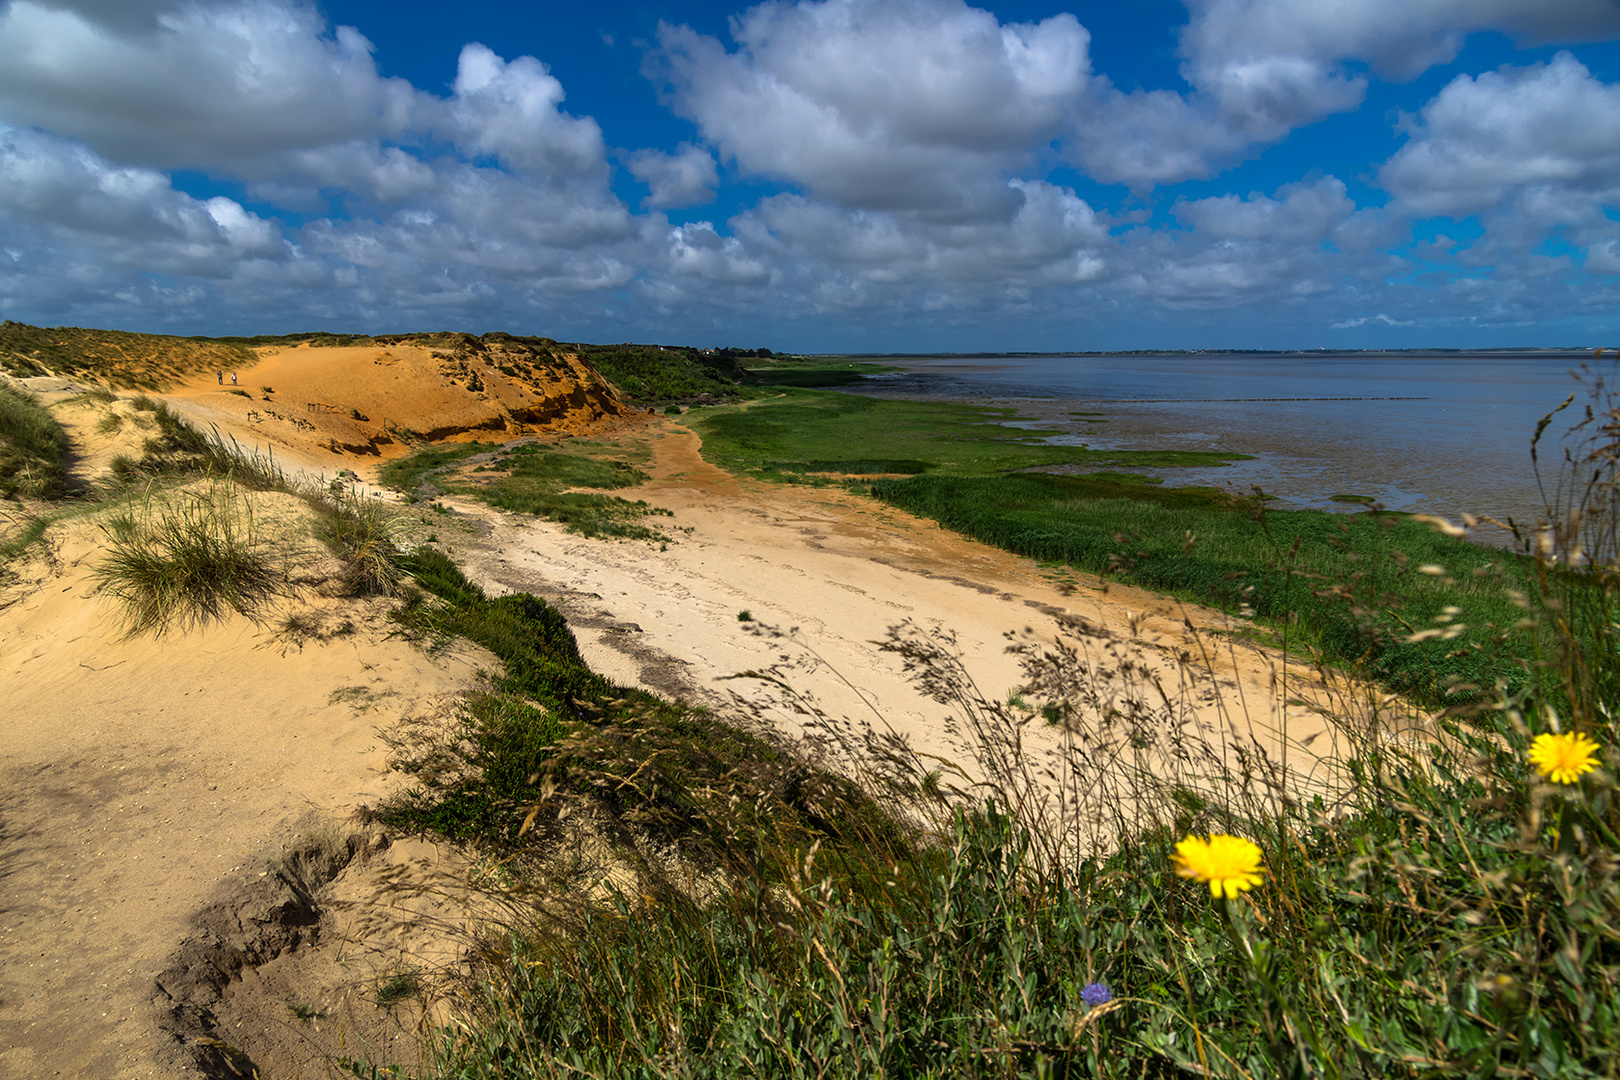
846,351,1618,539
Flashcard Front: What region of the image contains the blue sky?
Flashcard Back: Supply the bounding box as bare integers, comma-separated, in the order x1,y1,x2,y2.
0,0,1617,351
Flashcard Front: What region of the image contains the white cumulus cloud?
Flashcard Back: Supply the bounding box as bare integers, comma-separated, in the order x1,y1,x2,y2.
435,43,607,179
1071,0,1620,186
0,0,415,172
651,0,1091,220
1380,51,1620,217
627,143,719,208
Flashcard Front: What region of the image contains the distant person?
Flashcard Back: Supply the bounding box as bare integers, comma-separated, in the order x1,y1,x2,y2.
231,372,237,385
217,370,223,384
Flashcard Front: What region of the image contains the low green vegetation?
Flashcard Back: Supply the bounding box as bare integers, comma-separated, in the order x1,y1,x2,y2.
376,441,496,493
743,359,892,388
408,461,1620,1079
381,440,672,541
869,471,1532,703
0,381,69,498
374,971,421,1009
690,389,1243,482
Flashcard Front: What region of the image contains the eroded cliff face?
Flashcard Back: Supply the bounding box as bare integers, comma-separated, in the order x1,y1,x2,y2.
172,334,642,460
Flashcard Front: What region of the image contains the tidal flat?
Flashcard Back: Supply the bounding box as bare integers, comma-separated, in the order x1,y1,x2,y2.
844,350,1610,526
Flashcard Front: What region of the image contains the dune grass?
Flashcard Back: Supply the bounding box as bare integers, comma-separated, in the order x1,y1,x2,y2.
86,405,410,629
396,553,1620,1078
0,319,252,388
311,485,407,596
93,478,289,634
0,381,69,498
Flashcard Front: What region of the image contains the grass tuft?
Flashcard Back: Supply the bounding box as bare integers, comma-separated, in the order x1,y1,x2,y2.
93,479,289,634
311,486,405,596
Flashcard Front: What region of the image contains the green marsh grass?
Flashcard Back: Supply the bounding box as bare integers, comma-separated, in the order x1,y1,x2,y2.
691,389,1244,482
868,470,1534,704
743,360,892,388
382,441,673,540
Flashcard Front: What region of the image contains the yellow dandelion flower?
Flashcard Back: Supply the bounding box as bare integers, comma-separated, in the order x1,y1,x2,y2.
1529,731,1601,785
1172,834,1265,899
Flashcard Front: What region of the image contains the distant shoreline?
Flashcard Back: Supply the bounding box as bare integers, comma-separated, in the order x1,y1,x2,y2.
809,347,1610,360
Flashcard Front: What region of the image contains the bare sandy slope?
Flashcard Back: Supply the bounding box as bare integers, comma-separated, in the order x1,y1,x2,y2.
445,423,1349,803
163,341,640,466
0,483,494,1078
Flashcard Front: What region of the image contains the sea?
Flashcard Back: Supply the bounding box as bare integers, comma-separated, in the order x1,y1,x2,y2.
840,351,1620,543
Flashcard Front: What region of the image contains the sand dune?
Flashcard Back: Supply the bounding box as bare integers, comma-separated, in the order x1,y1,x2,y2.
165,338,642,464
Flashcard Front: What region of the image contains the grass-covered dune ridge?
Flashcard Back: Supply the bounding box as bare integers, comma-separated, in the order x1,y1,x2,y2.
0,319,254,388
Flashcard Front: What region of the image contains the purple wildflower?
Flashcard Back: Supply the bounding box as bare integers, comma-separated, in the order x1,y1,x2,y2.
1081,982,1112,1007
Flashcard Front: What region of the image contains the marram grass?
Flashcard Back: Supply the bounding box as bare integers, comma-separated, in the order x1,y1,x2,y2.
93,479,287,634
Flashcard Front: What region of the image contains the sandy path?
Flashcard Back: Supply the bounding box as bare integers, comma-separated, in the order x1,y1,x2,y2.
443,423,1339,793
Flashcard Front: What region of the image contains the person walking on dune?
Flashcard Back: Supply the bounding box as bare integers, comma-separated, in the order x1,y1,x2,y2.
217,370,223,385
